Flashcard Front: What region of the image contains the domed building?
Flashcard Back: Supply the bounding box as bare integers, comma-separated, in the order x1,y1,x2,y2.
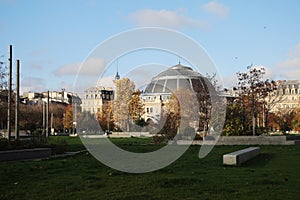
141,63,214,123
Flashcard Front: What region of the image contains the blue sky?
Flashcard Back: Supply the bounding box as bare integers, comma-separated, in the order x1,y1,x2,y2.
1,0,300,96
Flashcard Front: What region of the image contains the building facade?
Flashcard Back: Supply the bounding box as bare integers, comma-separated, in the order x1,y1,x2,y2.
273,80,300,112
22,90,81,105
81,86,114,114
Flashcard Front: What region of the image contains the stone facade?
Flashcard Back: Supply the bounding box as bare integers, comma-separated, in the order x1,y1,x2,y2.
22,90,81,105
273,80,300,112
81,86,114,114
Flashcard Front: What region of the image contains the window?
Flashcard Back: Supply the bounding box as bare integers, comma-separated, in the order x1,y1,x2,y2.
147,107,153,113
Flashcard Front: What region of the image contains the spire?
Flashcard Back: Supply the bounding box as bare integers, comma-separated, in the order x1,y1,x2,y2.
115,60,120,80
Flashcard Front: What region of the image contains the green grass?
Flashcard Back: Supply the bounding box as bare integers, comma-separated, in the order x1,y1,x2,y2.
0,137,299,200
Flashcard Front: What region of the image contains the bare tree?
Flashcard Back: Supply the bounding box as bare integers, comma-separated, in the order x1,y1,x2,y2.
0,56,7,90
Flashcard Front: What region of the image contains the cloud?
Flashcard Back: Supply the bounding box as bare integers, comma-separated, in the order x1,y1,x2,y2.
222,65,275,88
252,65,275,80
221,74,237,88
21,76,46,93
128,9,209,30
54,57,106,76
29,48,48,56
203,1,229,18
96,76,115,88
276,43,300,79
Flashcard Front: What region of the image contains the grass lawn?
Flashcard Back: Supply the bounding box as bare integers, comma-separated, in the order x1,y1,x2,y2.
0,136,299,200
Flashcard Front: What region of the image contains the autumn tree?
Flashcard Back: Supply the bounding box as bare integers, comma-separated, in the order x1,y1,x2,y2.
77,111,100,133
223,102,244,136
0,91,8,129
161,88,199,140
0,60,7,129
49,103,66,131
64,104,73,132
113,78,135,131
97,101,114,132
19,103,43,134
292,107,300,132
128,89,145,128
236,65,277,135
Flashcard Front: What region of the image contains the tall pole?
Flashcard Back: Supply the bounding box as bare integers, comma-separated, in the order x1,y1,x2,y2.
46,91,49,138
42,101,45,136
50,112,53,135
15,59,20,140
7,45,12,141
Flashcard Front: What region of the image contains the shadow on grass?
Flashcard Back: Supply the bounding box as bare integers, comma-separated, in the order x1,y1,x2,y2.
241,153,275,167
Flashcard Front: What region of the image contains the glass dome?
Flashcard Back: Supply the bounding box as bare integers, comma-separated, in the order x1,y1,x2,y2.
144,63,212,94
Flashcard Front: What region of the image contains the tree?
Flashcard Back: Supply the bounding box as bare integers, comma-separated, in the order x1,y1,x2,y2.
19,103,43,134
49,103,66,132
160,88,199,140
113,78,135,131
97,101,114,131
0,59,7,129
77,111,100,133
128,89,144,122
223,102,244,136
259,80,282,130
236,65,277,135
292,107,300,132
64,104,73,132
0,58,7,90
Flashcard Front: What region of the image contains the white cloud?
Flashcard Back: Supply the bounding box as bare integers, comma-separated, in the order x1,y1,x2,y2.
54,57,106,76
29,48,48,56
21,76,46,94
222,74,238,88
203,1,229,18
96,76,115,88
222,65,275,88
128,9,209,30
276,43,300,79
249,65,275,80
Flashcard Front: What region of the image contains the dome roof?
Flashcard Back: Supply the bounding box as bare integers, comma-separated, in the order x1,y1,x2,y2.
144,63,213,94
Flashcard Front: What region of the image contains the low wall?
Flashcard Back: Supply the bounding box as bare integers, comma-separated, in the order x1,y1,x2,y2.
178,136,295,145
216,136,294,145
111,132,151,138
0,148,52,161
81,132,151,138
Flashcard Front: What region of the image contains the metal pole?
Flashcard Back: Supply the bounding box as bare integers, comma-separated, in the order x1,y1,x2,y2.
15,59,20,140
7,45,12,141
50,112,53,135
42,101,45,136
46,91,49,137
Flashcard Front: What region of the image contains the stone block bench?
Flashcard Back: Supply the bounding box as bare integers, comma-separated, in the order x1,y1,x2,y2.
0,148,52,162
223,147,260,166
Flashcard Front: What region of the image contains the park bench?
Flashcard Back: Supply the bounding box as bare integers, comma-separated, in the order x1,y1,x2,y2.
223,147,260,166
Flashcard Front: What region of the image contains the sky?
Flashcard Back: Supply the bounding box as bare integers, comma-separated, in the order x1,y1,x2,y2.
1,0,300,97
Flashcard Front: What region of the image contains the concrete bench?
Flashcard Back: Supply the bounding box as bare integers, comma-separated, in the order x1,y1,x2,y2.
223,147,260,166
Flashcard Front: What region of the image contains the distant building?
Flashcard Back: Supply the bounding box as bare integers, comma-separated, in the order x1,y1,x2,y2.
220,80,300,113
21,90,81,105
81,86,114,114
141,63,214,124
272,80,300,112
